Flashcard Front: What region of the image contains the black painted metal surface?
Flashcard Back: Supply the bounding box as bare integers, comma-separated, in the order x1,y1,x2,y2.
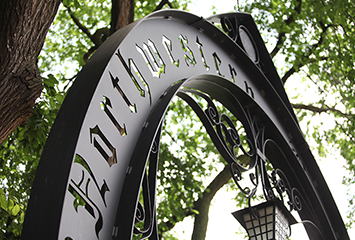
21,10,348,240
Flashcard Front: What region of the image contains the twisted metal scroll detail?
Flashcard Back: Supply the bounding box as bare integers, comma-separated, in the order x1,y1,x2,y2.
270,169,303,212
177,89,257,169
131,87,306,239
133,138,160,240
176,89,304,213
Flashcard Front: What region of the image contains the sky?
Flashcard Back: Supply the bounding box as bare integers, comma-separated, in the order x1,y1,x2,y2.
169,1,355,239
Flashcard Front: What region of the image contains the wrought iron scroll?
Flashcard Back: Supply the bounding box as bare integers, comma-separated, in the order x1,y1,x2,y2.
113,80,185,240
177,89,257,169
127,84,317,239
213,15,259,63
261,139,304,212
175,89,305,216
22,10,347,240
133,130,160,240
208,14,261,68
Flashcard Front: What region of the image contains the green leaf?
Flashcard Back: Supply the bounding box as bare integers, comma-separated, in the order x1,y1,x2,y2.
11,204,20,216
43,74,58,88
62,0,70,7
20,212,25,223
7,198,14,211
56,93,65,104
74,0,81,9
0,190,7,210
192,209,199,215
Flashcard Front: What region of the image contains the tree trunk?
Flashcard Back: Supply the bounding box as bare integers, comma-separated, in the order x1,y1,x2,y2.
111,0,134,34
191,165,231,240
0,0,61,144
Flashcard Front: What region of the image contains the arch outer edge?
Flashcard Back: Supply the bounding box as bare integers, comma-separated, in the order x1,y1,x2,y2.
21,10,348,240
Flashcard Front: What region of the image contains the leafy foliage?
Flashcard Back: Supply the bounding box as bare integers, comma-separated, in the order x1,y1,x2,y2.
243,0,355,227
1,0,193,238
0,72,65,238
1,0,355,238
157,97,224,234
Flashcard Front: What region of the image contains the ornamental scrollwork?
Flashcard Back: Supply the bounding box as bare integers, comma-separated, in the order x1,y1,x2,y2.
176,89,304,214
132,88,305,239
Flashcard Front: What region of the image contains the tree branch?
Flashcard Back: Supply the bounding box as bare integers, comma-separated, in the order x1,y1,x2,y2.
281,56,328,84
191,165,231,240
66,7,94,43
335,120,355,143
158,165,231,237
155,0,173,11
270,0,302,58
162,129,177,143
281,21,330,84
66,7,110,61
292,103,354,119
301,69,326,95
159,209,194,234
197,165,231,202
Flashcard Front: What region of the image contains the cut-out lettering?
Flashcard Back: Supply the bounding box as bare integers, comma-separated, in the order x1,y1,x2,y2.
116,50,151,105
196,36,210,71
68,182,103,239
221,17,238,41
90,125,117,167
229,64,237,82
68,182,95,217
179,34,197,66
100,95,127,136
68,159,106,240
244,81,254,98
109,72,137,113
162,35,179,67
100,180,109,204
212,52,224,76
74,154,110,206
136,40,165,78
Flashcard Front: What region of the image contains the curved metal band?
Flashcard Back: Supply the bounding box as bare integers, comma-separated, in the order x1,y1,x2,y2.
22,10,348,240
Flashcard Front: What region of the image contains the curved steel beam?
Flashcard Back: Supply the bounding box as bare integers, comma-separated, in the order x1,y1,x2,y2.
21,10,348,240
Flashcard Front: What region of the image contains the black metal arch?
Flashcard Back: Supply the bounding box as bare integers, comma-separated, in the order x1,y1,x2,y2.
112,74,343,239
21,9,348,240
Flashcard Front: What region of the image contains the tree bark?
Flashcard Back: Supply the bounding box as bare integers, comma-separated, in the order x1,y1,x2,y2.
111,0,134,34
191,165,231,240
0,0,61,144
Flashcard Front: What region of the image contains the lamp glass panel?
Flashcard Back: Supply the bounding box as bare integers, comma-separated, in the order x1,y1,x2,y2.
266,206,273,215
275,206,290,240
259,208,266,217
238,202,295,240
244,213,251,221
234,201,296,240
253,219,259,226
239,27,257,62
